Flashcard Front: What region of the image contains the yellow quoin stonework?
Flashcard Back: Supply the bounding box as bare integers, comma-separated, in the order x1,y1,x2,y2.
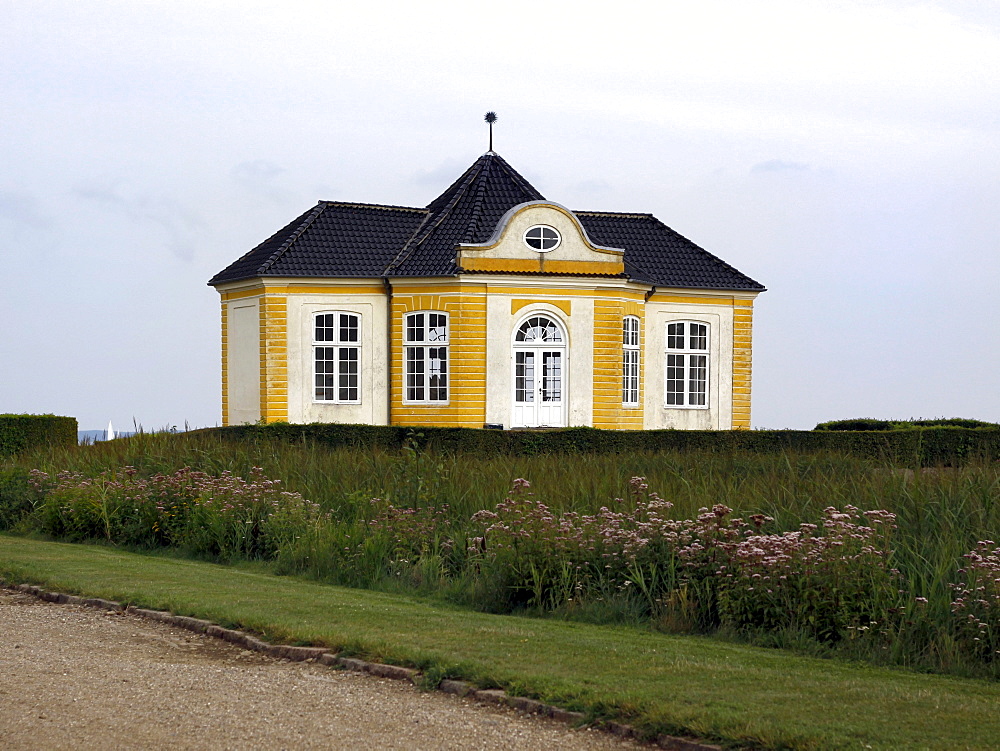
592,295,645,430
259,295,288,423
220,302,229,426
732,301,753,429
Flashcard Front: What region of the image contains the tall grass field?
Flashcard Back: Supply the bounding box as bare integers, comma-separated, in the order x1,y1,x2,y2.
3,429,999,679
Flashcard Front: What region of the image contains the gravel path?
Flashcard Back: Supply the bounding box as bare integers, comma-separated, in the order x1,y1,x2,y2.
0,590,642,750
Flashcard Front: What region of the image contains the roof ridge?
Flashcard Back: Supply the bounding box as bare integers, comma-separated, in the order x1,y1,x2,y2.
463,154,544,243
385,155,488,274
574,210,654,218
319,200,425,213
257,203,327,276
464,160,491,243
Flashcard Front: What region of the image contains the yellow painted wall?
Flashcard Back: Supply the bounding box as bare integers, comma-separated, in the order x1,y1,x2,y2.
259,295,289,423
592,298,644,430
390,284,487,428
220,302,229,426
731,300,753,429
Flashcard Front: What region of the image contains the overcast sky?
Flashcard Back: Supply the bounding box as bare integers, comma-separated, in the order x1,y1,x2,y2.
2,0,998,431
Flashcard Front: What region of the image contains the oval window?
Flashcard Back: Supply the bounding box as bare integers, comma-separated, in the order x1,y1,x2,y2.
524,225,561,252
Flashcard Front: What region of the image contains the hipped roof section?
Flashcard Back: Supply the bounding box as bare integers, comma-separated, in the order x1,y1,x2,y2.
209,152,764,292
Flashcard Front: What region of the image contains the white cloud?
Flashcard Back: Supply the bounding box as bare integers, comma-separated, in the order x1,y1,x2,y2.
751,160,810,174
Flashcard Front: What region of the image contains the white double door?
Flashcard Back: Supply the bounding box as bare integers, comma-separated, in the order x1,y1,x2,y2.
512,347,566,427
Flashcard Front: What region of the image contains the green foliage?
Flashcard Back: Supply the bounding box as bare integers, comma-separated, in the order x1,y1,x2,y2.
208,422,1000,466
0,414,77,457
815,417,1000,431
0,468,34,531
7,430,1000,679
30,466,325,561
814,418,895,431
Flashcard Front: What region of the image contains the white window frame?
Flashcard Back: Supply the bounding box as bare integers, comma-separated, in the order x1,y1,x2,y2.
523,225,561,252
403,311,449,404
511,313,568,428
313,311,361,404
664,320,709,409
622,316,640,407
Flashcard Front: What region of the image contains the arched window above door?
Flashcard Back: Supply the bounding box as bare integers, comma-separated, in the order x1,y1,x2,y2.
515,316,564,344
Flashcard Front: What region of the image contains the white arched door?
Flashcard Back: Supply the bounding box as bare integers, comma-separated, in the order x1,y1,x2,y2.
512,315,567,428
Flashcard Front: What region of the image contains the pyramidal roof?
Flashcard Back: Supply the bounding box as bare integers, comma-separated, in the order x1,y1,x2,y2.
386,151,544,276
209,152,764,291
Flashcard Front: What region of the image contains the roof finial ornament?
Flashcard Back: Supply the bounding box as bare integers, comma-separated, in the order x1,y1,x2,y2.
484,111,498,154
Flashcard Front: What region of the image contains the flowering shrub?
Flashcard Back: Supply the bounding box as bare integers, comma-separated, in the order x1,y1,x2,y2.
950,541,1000,661
25,465,1000,670
466,479,903,641
29,466,323,561
718,506,902,642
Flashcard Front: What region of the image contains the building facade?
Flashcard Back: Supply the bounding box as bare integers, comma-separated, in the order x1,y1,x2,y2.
209,153,764,430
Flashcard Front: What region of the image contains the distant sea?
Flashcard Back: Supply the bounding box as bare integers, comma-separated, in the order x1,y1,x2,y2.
78,430,137,443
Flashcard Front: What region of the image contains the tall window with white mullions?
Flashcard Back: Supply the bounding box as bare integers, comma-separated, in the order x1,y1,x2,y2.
314,312,360,403
404,312,448,402
665,321,708,408
622,316,640,406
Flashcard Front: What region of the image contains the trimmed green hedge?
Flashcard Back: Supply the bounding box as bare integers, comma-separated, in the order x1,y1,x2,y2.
203,423,1000,466
815,417,999,431
0,415,78,458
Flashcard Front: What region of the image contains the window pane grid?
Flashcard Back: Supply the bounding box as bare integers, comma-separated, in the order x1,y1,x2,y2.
542,352,561,401
623,316,639,347
314,313,361,403
666,353,685,406
405,313,448,402
525,225,560,250
622,317,640,405
665,321,709,409
315,313,336,342
623,349,639,405
515,351,535,402
516,316,563,343
667,322,684,350
339,314,359,343
689,323,707,351
689,354,707,406
405,313,424,343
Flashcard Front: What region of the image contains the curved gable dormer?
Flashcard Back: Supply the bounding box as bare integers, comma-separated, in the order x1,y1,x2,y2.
456,201,625,276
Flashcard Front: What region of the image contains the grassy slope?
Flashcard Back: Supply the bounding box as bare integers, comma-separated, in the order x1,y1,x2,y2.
3,536,999,750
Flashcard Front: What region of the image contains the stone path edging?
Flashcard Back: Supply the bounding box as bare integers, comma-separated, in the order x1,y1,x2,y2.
5,582,720,751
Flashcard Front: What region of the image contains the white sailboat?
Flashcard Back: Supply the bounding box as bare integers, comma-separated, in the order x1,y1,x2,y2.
106,420,115,441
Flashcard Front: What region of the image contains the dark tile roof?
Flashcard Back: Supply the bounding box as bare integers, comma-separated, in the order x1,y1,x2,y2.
209,152,764,292
577,212,765,291
386,152,544,277
208,202,426,285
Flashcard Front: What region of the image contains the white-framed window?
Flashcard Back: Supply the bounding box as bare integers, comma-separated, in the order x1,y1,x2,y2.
515,315,564,344
404,312,448,403
623,316,640,406
512,313,568,428
314,312,360,403
665,321,708,408
523,225,561,252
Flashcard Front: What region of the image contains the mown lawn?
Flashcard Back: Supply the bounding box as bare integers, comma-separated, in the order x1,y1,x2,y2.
2,535,999,750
